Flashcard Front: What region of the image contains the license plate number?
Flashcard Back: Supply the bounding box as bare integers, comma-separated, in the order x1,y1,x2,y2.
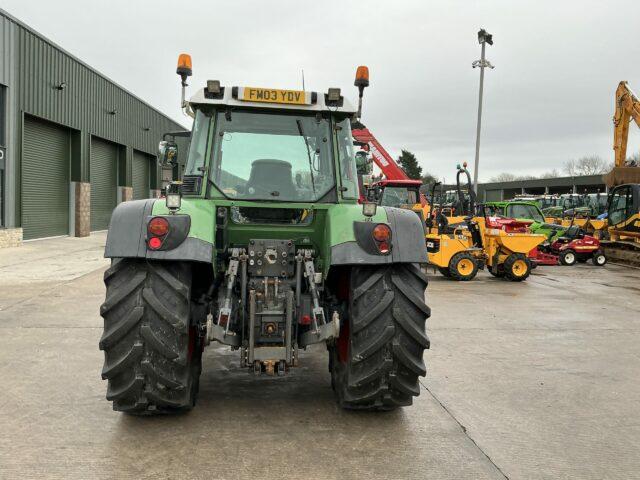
241,87,309,105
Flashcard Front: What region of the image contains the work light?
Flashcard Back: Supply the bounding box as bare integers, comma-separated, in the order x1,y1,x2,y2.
166,193,181,211
165,182,182,212
362,202,377,218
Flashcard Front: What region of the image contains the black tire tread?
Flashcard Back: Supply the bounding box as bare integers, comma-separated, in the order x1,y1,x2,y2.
448,252,478,281
99,259,201,415
332,263,430,411
437,266,451,277
592,250,607,267
504,253,531,282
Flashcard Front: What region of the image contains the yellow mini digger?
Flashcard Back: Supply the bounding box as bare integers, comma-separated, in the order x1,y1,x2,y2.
425,166,546,281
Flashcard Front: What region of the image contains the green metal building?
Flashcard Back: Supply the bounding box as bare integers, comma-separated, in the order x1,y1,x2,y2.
0,9,188,245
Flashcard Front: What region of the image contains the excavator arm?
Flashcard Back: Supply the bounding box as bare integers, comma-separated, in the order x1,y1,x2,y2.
613,81,640,167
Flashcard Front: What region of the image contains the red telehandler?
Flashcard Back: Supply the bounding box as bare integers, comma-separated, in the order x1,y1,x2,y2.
352,122,431,226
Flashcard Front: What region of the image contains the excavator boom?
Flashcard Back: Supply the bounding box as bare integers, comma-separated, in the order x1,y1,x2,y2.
613,81,640,167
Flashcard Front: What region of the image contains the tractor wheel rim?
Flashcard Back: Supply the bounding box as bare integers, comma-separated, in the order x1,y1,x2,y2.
565,252,575,263
512,259,527,277
458,258,473,274
596,254,605,265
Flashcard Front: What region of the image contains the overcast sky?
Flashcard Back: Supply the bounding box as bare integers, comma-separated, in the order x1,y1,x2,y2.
3,0,640,182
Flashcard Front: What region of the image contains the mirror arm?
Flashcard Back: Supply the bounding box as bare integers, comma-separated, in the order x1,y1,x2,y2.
183,102,195,119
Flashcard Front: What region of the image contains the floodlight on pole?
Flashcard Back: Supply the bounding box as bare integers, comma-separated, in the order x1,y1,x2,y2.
472,28,494,193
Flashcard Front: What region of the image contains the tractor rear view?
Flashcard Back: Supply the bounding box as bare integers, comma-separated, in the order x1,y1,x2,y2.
98,59,431,414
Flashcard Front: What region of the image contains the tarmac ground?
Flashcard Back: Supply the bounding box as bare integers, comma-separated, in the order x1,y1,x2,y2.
1,233,639,479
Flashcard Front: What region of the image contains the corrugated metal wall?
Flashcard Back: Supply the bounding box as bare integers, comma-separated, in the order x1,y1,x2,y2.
17,27,182,156
0,14,17,227
0,9,189,229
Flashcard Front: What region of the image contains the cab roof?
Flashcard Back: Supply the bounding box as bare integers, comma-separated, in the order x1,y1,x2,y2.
485,200,538,207
189,85,357,114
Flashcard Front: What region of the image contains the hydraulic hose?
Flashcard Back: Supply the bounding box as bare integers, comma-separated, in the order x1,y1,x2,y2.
456,165,476,216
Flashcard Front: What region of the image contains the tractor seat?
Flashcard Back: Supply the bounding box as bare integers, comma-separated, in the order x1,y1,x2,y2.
444,221,466,235
245,159,297,198
563,225,584,240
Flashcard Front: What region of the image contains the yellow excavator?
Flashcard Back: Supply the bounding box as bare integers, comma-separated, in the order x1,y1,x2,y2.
602,81,640,264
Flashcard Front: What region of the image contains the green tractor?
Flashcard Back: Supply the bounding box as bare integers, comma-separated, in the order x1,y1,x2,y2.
98,58,430,414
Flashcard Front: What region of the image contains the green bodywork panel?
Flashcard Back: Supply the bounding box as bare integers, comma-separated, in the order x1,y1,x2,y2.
152,198,387,275
152,198,216,244
152,105,390,277
485,201,565,240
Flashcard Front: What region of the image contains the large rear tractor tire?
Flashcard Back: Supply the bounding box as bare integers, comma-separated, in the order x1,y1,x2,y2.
99,259,203,415
503,253,532,282
330,264,430,410
448,252,478,281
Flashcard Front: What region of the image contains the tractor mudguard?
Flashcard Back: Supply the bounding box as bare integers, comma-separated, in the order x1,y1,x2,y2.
331,206,427,265
104,199,213,263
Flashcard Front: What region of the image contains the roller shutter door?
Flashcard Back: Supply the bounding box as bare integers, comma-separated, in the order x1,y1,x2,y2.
132,151,150,200
22,117,70,240
90,137,118,231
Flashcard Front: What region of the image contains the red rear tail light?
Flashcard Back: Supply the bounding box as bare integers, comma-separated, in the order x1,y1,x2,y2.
372,224,391,242
148,217,170,236
148,236,163,250
372,223,392,254
377,241,390,254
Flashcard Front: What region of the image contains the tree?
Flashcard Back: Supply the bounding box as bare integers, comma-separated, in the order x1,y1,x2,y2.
397,150,422,180
539,169,561,179
563,155,612,176
421,171,438,185
489,173,518,182
489,172,540,182
626,151,640,166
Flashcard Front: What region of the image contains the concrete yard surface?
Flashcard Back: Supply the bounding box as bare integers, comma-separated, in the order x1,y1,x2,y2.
1,234,639,479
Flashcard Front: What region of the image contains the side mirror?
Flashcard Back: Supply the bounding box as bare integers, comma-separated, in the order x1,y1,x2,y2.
355,151,371,175
158,141,178,168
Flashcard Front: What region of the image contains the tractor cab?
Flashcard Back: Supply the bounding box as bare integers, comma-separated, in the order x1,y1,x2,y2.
176,86,360,209
485,200,566,240
606,183,640,241
367,179,423,207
